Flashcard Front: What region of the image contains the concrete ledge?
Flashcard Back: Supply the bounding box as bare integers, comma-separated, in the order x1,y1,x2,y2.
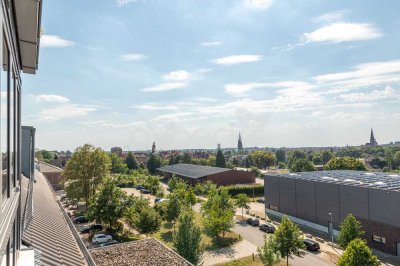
315,237,325,243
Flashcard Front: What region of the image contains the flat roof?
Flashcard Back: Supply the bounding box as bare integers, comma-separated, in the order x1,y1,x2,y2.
157,163,230,179
38,161,63,173
90,238,192,266
268,170,400,191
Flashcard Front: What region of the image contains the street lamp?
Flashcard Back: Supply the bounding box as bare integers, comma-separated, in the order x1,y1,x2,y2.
328,212,333,245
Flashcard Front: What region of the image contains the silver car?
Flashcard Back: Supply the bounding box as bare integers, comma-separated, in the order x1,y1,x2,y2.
92,234,112,245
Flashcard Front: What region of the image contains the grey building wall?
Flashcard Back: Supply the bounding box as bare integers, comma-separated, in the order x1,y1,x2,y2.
265,175,279,208
315,182,340,227
295,179,317,223
279,177,296,217
369,189,400,227
339,185,369,221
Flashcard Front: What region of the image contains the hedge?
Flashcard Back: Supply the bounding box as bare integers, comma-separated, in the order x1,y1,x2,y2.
225,184,264,197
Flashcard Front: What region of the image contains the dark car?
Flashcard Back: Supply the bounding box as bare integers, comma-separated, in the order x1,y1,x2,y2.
140,189,151,194
256,197,265,203
74,216,89,224
80,226,90,234
259,223,275,233
303,239,320,251
135,185,145,190
246,217,260,226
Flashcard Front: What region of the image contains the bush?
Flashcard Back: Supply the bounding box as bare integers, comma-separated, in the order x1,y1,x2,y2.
225,184,264,197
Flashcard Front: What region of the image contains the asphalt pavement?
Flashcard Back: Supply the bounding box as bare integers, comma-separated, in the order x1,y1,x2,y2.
232,222,334,266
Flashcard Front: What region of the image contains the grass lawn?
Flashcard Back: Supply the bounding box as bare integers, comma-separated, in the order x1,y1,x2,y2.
215,255,288,266
152,211,241,250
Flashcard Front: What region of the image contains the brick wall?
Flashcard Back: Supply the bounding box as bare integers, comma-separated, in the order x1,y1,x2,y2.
207,170,255,186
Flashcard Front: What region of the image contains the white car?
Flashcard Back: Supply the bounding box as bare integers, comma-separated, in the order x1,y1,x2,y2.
92,234,112,245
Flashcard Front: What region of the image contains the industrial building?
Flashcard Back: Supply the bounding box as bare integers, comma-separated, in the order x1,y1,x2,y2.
264,171,400,256
158,164,256,186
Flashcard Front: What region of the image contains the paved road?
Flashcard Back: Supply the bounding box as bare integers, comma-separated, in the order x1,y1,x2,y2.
232,222,334,266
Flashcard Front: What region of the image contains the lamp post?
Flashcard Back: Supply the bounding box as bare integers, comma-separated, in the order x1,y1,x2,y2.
328,212,333,245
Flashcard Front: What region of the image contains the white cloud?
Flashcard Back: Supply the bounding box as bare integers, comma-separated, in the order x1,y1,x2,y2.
115,0,136,7
244,0,273,10
132,104,179,111
163,70,189,81
34,94,70,103
224,81,314,97
141,82,188,92
339,86,400,103
201,41,222,47
34,105,96,121
303,22,382,43
211,55,263,65
41,35,74,48
314,10,349,23
121,53,146,62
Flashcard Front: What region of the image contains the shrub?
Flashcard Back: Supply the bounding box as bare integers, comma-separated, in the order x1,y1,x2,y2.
225,184,264,197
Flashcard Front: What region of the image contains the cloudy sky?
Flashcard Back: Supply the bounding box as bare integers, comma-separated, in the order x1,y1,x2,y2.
23,0,400,151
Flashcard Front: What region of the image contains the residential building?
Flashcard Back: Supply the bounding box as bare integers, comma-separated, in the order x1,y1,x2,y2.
158,163,256,186
37,161,63,190
0,1,42,265
264,170,400,255
111,146,123,156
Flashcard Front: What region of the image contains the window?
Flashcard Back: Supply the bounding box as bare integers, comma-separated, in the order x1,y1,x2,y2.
1,32,9,201
8,59,14,189
372,235,386,244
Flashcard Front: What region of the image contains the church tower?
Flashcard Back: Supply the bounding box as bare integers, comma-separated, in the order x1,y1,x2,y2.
237,133,243,154
366,128,378,146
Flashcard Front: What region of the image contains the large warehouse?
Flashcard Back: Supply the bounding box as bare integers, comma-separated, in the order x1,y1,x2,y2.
264,171,400,256
158,164,256,186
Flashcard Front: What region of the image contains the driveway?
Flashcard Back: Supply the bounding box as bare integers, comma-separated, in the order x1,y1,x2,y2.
232,222,334,266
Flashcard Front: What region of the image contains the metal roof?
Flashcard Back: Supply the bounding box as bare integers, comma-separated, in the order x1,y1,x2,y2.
22,171,86,266
269,170,400,191
157,163,230,179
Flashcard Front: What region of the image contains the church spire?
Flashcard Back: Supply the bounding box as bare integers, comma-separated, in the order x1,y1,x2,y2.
237,133,243,154
370,128,375,143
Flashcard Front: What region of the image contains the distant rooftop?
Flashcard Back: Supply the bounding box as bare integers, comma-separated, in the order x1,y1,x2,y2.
269,170,400,191
90,238,192,266
37,161,63,173
158,163,230,179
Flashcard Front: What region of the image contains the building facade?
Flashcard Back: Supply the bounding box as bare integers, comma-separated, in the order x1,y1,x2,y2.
264,171,400,255
0,0,42,265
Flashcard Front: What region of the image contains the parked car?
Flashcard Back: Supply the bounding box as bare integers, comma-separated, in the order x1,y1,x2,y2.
135,185,145,190
90,224,103,231
303,239,320,251
257,197,265,203
74,216,89,224
80,226,91,234
259,223,275,233
155,198,169,204
92,234,112,245
140,189,151,194
80,224,103,234
246,217,260,226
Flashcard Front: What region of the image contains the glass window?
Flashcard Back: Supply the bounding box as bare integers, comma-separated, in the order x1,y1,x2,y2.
1,33,9,200
9,61,14,189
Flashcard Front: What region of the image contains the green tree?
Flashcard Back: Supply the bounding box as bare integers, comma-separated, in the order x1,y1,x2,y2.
132,205,161,236
145,175,161,195
274,216,304,266
207,155,216,166
182,153,192,164
173,209,204,266
87,178,126,228
290,158,314,172
185,188,197,208
201,188,235,242
275,149,286,163
337,214,365,249
393,150,400,169
216,149,226,168
147,154,162,174
166,193,183,227
110,153,128,174
258,235,281,266
235,193,250,222
250,151,277,169
63,144,111,210
125,151,139,170
325,157,367,171
321,150,335,165
312,153,322,165
337,238,379,266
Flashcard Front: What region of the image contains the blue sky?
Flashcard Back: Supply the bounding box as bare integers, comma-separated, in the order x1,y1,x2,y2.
22,0,400,151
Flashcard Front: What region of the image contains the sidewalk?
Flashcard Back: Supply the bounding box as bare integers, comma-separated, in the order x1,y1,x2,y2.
202,239,258,266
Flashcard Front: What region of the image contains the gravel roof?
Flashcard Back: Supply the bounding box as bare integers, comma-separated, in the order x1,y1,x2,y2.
158,163,229,179
90,238,193,266
270,170,400,191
